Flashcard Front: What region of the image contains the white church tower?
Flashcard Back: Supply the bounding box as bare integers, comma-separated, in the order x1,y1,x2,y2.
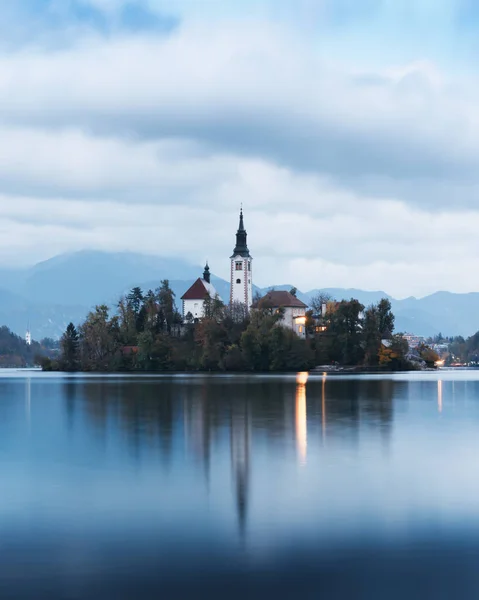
230,209,253,309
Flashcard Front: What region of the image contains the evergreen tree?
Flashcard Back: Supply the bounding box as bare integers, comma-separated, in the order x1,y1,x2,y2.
126,287,144,315
156,280,179,334
60,322,80,371
377,298,395,339
328,299,365,365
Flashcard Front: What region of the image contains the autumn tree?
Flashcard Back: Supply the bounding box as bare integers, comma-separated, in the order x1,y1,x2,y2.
79,305,120,371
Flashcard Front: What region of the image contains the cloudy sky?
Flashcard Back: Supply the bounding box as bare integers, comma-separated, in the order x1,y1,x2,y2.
2,0,479,298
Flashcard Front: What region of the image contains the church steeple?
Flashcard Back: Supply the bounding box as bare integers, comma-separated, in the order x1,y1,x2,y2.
232,208,250,258
230,208,253,309
203,262,211,284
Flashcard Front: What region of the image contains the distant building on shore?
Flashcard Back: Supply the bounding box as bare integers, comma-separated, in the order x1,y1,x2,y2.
403,333,425,349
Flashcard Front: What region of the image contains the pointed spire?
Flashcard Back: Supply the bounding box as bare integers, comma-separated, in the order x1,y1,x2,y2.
238,207,245,232
232,207,250,257
203,261,211,284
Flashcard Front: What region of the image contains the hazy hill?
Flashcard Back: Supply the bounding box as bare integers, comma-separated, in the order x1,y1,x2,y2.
0,250,478,339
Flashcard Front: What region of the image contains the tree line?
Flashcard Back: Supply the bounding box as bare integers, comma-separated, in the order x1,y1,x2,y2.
42,283,420,373
0,326,53,367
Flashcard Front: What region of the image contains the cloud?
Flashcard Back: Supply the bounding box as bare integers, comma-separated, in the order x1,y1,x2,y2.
0,0,477,297
0,23,477,210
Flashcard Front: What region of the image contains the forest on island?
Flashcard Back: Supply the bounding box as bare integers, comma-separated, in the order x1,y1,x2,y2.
40,281,429,373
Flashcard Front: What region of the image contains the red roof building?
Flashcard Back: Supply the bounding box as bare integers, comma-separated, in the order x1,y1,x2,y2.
181,264,221,320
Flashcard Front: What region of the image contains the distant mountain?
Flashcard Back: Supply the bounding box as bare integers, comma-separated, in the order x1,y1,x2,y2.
0,251,204,339
17,251,202,306
0,250,478,339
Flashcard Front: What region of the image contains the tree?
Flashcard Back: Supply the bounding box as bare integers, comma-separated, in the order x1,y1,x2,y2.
126,286,144,316
418,343,440,368
224,301,248,325
378,335,409,370
310,292,334,316
203,293,224,321
156,280,179,334
195,318,228,370
79,305,120,371
328,299,364,365
60,322,80,371
41,337,59,350
377,298,395,339
363,305,380,366
118,296,138,345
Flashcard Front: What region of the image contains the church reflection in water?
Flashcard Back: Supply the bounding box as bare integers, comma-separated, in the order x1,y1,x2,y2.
63,374,397,537
231,398,250,535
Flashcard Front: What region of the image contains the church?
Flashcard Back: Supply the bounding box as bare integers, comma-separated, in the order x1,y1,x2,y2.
180,209,308,337
181,209,253,319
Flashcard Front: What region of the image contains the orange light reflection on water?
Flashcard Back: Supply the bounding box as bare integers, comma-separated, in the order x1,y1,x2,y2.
295,372,308,465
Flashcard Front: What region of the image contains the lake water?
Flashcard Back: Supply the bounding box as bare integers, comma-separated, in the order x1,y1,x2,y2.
1,370,479,598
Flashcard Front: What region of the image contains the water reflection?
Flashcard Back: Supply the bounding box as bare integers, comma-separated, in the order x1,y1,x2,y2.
25,376,31,429
54,375,400,535
322,374,327,440
295,372,308,465
7,372,479,597
231,399,250,535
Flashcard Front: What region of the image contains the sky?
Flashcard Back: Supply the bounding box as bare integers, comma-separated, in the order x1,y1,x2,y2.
2,0,479,298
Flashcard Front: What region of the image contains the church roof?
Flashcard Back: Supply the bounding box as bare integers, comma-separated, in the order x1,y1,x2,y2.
253,290,307,309
181,278,221,301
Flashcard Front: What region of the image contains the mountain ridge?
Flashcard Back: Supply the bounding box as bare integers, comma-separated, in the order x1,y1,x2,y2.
0,250,477,339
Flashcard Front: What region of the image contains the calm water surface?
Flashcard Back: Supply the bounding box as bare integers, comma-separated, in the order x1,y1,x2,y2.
1,370,479,598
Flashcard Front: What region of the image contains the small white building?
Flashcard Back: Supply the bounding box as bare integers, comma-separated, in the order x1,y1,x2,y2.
253,290,308,338
181,264,221,320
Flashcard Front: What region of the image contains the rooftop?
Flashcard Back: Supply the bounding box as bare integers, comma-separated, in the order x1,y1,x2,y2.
254,290,308,309
181,278,221,301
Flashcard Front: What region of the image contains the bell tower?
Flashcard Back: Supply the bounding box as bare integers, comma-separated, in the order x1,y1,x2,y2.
230,208,253,308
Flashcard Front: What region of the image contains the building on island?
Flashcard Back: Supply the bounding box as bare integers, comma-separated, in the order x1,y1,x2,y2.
181,263,221,320
253,290,308,339
403,333,425,349
230,209,253,309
